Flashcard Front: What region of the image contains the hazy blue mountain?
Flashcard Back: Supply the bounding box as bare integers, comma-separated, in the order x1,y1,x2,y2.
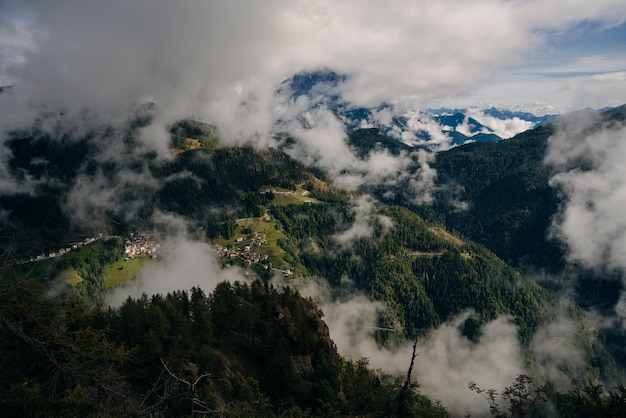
280,70,557,149
482,107,558,125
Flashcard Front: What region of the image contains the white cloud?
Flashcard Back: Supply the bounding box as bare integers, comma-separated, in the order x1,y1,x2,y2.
273,274,527,416
389,110,455,150
107,213,249,306
529,304,585,387
0,15,36,85
2,0,625,130
332,195,392,250
278,106,438,201
459,70,626,114
466,108,536,139
546,112,626,324
562,71,626,110
414,313,524,417
547,113,626,270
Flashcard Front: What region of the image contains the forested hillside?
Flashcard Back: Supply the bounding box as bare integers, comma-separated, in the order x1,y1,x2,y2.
2,114,626,416
0,279,451,417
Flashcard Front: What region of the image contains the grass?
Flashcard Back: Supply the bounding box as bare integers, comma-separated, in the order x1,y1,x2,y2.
262,184,321,207
60,268,83,286
214,215,290,268
105,257,152,289
1,242,152,291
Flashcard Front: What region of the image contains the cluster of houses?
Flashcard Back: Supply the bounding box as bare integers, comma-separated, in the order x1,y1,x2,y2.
215,233,295,276
24,233,112,264
216,233,275,270
124,232,159,260
9,231,160,267
10,233,121,266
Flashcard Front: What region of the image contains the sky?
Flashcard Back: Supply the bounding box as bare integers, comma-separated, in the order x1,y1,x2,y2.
0,0,625,117
451,20,626,113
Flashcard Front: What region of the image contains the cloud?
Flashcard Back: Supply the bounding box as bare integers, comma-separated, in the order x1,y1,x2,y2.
410,149,438,204
562,71,626,110
290,272,589,416
331,195,393,250
107,213,249,306
278,106,438,200
2,0,625,128
0,14,36,86
460,70,626,114
0,1,623,222
546,112,626,270
529,303,585,388
546,110,626,324
0,140,32,195
465,108,536,139
329,303,525,417
272,273,526,416
388,110,455,151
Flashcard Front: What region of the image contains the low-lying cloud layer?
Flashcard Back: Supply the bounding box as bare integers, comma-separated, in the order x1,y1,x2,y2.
331,195,393,250
274,275,586,417
107,213,249,306
546,110,626,324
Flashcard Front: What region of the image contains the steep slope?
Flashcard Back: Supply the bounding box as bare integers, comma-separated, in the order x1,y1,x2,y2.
429,124,562,272
426,105,626,274
0,279,449,417
2,116,626,411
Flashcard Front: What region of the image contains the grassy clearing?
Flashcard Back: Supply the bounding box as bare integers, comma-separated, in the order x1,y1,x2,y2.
262,184,321,207
214,216,290,268
105,257,152,289
60,268,83,286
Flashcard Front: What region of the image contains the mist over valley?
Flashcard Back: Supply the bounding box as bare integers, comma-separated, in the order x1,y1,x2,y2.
2,2,626,416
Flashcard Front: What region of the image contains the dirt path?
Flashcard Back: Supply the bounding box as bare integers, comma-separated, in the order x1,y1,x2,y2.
430,227,465,246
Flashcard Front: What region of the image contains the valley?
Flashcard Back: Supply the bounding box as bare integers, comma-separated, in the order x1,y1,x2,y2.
2,3,626,415
1,90,625,418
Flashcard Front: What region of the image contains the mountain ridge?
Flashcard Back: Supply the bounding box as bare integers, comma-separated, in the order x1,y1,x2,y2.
2,104,626,416
280,70,559,149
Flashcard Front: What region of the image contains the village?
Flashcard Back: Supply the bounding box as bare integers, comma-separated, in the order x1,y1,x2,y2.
216,232,294,276
123,231,160,260
22,232,117,264
12,231,159,266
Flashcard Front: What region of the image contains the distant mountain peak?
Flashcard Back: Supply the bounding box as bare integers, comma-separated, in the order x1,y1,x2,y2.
279,69,346,99
277,72,560,150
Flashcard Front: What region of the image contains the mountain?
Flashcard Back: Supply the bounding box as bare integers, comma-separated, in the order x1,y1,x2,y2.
356,105,626,384
2,107,626,416
481,107,557,126
280,70,557,149
349,105,625,278
427,105,625,274
0,126,559,343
